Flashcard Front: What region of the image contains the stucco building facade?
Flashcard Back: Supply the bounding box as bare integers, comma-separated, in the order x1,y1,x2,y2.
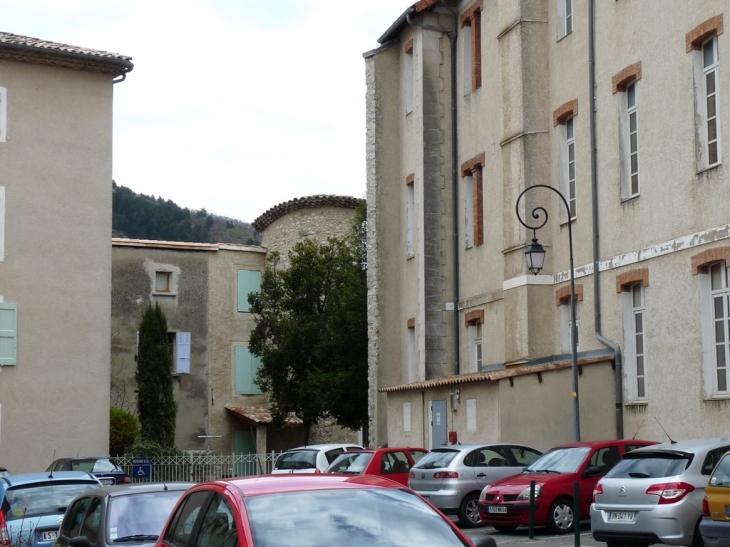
366,0,730,451
0,33,132,472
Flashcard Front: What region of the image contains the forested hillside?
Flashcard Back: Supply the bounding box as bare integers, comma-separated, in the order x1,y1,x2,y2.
112,182,261,245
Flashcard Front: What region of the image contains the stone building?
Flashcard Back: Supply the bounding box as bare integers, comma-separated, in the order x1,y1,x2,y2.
365,0,730,451
0,32,131,472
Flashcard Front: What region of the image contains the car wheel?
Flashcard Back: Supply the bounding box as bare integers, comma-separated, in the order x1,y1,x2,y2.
546,497,574,534
458,493,484,528
493,525,518,533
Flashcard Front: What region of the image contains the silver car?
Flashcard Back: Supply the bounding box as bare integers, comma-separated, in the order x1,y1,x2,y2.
408,442,542,528
591,437,730,547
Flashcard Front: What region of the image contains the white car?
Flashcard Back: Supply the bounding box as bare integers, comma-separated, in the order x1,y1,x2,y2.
271,443,363,474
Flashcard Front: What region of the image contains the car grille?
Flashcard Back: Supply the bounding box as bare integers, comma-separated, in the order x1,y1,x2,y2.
483,494,519,502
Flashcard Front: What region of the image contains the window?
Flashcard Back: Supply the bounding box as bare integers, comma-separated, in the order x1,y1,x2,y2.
407,320,416,383
461,154,485,247
709,262,729,393
237,270,261,312
557,0,573,40
557,285,582,354
465,309,484,373
155,271,172,293
554,100,578,220
0,186,5,262
406,175,415,258
625,83,640,195
461,1,482,93
0,87,6,143
687,16,723,171
565,117,576,218
196,494,236,547
623,283,648,401
234,346,263,395
168,332,191,374
0,303,17,365
613,62,642,199
405,40,414,114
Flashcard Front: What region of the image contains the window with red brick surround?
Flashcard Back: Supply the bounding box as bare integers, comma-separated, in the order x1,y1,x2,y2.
461,0,482,92
465,309,484,327
686,15,724,52
616,268,649,292
555,284,584,306
461,153,485,247
553,99,578,127
692,247,730,274
612,62,642,94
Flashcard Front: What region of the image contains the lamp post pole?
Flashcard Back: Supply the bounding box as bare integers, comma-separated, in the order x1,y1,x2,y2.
516,184,580,442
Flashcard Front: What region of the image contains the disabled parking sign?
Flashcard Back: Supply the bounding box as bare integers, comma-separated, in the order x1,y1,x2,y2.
131,458,152,479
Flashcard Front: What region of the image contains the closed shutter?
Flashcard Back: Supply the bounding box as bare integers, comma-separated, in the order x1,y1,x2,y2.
0,303,17,365
237,270,262,312
235,347,262,395
175,332,191,374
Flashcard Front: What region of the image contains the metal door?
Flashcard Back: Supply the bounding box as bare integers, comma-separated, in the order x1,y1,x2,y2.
431,399,447,448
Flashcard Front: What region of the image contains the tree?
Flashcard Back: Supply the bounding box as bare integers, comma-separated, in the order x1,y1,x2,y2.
109,407,140,456
135,303,177,447
248,203,368,442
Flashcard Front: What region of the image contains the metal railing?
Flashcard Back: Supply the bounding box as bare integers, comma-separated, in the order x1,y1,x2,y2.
115,452,282,483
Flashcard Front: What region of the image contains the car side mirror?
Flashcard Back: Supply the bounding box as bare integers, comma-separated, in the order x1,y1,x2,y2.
69,536,94,547
584,466,601,477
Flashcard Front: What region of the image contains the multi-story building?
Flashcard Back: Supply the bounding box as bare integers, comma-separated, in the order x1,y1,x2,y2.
0,33,132,472
365,0,730,450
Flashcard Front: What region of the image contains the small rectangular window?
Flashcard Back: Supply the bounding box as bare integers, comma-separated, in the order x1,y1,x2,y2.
565,117,577,219
407,325,416,383
237,270,262,312
235,346,263,395
557,0,573,40
0,303,17,365
155,271,171,293
693,35,722,171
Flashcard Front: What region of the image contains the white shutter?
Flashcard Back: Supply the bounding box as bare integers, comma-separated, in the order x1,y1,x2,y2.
175,332,191,374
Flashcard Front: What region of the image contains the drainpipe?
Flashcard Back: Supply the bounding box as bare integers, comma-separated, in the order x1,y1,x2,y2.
406,4,460,375
588,0,624,439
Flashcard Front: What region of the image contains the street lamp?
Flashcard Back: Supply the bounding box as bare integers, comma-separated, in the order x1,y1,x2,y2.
516,185,580,442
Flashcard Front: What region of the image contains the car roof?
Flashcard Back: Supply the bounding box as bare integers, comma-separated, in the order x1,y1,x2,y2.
197,473,404,497
548,439,656,449
79,482,196,498
626,437,730,454
429,442,535,452
54,457,113,462
285,443,362,452
4,471,100,486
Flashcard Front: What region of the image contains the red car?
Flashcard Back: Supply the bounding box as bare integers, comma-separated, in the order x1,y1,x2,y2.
478,439,657,534
324,447,428,486
153,474,496,547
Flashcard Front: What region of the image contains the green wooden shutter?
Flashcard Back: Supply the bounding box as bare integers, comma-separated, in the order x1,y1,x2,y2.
237,270,262,312
0,303,17,365
235,347,262,395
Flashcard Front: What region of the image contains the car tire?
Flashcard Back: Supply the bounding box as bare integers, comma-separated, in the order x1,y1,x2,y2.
546,497,574,534
458,493,484,528
493,525,518,533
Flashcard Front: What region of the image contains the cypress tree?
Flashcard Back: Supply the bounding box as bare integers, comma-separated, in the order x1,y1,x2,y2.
135,303,177,447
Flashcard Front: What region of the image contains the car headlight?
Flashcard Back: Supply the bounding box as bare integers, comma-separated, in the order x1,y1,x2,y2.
516,483,541,501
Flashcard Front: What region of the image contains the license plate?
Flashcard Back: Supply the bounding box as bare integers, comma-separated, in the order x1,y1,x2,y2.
41,531,58,541
608,511,637,522
100,478,115,485
488,506,507,514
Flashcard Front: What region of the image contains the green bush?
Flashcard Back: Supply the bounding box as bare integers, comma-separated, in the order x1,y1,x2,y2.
124,439,183,458
109,407,140,456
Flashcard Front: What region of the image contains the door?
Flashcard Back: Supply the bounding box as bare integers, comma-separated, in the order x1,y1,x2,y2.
431,400,447,448
234,430,256,476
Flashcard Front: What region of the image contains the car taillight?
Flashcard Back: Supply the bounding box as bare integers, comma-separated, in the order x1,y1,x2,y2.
646,482,695,504
702,496,710,517
433,472,459,479
121,476,132,484
593,483,604,503
0,509,10,547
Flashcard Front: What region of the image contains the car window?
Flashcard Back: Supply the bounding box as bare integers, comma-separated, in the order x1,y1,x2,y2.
625,444,650,453
327,453,371,474
62,497,91,538
80,497,103,544
414,450,458,470
409,450,428,464
70,461,96,473
606,453,690,479
324,449,344,464
709,454,730,487
4,481,99,521
195,494,237,547
91,459,119,473
165,491,210,547
508,446,542,466
274,450,317,471
703,446,730,475
381,452,410,474
589,446,622,474
53,460,66,472
471,448,509,468
526,446,591,474
109,489,188,540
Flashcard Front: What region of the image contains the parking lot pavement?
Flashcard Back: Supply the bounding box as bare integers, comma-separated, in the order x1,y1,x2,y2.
463,522,604,547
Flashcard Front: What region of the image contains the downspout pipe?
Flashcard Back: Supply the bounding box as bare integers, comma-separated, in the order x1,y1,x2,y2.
588,0,624,439
405,5,461,376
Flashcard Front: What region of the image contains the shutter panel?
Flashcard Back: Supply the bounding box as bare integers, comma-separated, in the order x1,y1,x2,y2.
237,270,262,312
235,347,262,395
175,332,191,374
0,303,17,365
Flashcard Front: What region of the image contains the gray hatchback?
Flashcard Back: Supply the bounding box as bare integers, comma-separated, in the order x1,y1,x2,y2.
408,442,542,528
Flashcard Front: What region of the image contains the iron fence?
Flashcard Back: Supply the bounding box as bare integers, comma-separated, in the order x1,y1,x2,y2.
115,452,282,483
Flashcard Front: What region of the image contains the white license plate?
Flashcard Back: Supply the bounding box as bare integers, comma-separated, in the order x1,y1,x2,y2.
100,478,115,485
488,506,507,514
41,531,58,541
608,511,637,522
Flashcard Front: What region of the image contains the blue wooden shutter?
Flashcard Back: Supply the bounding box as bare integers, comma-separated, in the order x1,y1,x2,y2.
0,303,17,365
235,347,262,395
175,332,191,374
237,270,262,312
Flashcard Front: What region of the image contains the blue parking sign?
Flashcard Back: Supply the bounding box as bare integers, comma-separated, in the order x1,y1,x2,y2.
131,458,152,479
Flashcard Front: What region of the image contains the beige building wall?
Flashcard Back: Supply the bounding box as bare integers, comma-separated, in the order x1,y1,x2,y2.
0,42,129,471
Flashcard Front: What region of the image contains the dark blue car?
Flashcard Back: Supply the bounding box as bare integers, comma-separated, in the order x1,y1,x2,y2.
46,458,131,486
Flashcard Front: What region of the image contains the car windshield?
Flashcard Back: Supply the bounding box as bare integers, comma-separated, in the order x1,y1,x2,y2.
275,450,317,471
413,450,458,470
326,453,373,474
709,455,730,487
4,481,99,520
606,453,690,479
109,490,187,541
71,459,120,473
245,487,468,547
525,447,591,474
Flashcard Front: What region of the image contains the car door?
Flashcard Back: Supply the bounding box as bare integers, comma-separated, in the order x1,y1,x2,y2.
581,446,621,516
379,451,411,486
194,494,238,547
56,496,91,547
162,490,212,547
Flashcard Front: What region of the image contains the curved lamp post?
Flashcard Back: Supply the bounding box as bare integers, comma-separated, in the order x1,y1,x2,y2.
516,185,580,442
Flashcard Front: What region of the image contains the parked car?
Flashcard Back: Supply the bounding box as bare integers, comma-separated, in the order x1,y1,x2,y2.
0,471,102,547
53,482,195,547
0,468,10,479
700,449,730,547
47,457,131,486
408,442,543,528
270,443,363,474
325,447,428,486
591,438,730,547
479,439,656,534
153,474,497,547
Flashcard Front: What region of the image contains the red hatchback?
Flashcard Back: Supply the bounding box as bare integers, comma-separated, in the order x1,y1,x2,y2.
154,474,496,547
324,447,428,486
478,439,657,534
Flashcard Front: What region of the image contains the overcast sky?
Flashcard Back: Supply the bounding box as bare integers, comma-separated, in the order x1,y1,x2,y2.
1,0,410,223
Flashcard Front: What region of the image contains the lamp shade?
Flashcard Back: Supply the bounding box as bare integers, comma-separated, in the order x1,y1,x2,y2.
525,237,546,275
